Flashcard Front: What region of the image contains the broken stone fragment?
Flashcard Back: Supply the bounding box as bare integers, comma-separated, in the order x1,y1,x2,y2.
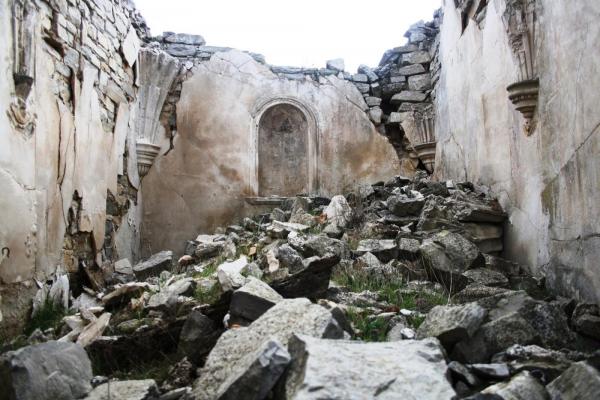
83,379,159,400
191,298,343,400
216,256,248,292
324,194,353,229
469,363,511,380
101,282,149,308
326,58,345,72
417,302,486,349
397,237,420,261
358,64,379,82
491,344,573,382
546,361,600,400
387,194,425,217
177,310,222,365
284,335,456,399
212,339,291,400
365,96,382,107
270,253,340,299
480,371,548,400
463,268,509,288
355,239,398,262
163,32,206,46
368,107,383,124
571,303,600,341
448,361,481,387
114,258,133,275
0,341,93,400
229,277,283,323
397,63,426,76
419,230,484,291
133,250,173,280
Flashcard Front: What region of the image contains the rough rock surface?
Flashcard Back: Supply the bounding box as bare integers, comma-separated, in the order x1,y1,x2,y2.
0,341,93,400
285,335,456,399
83,379,159,400
191,298,343,400
546,361,600,400
417,302,486,348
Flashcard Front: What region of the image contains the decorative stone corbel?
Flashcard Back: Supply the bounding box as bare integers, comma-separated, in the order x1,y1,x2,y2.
503,0,539,135
134,47,179,178
401,106,437,173
8,0,37,137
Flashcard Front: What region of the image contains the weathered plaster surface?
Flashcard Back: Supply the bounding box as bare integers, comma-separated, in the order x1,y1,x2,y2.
435,0,600,302
141,50,402,256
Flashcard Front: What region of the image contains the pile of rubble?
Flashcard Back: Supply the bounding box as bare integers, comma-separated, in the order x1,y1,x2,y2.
2,173,600,400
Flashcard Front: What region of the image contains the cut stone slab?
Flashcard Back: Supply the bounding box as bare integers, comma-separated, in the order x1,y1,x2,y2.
481,371,548,400
355,239,398,262
0,341,93,400
417,303,486,348
419,231,484,291
213,339,290,400
408,73,432,91
163,33,206,46
271,220,310,234
397,64,426,76
84,379,159,400
365,96,382,107
369,107,383,124
121,27,140,67
391,90,428,104
191,298,343,400
284,335,456,399
114,258,133,275
177,310,222,365
230,277,283,322
546,361,600,400
133,250,173,280
402,51,432,64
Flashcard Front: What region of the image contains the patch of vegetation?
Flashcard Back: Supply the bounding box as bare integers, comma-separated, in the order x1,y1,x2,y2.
346,309,390,342
332,267,448,313
24,299,70,336
193,282,222,305
193,255,226,279
407,314,426,330
106,353,177,384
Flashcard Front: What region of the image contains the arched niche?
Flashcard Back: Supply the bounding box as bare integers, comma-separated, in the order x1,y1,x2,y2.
251,98,319,197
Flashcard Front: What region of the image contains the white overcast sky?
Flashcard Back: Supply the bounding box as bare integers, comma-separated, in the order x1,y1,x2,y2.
134,0,442,72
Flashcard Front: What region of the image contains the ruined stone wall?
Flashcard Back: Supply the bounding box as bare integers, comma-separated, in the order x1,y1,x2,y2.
0,0,148,335
140,48,405,257
434,0,600,302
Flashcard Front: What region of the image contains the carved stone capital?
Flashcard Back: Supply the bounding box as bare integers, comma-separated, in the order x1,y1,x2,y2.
7,97,35,137
401,105,437,173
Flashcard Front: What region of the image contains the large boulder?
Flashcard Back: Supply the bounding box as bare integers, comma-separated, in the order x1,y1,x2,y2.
284,335,456,399
190,298,343,400
419,231,484,291
452,291,576,363
0,341,93,400
571,303,600,341
288,233,350,260
416,303,487,349
546,361,600,400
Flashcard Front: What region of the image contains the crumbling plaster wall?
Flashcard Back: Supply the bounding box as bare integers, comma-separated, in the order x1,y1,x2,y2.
141,50,403,257
434,0,600,302
1,0,146,336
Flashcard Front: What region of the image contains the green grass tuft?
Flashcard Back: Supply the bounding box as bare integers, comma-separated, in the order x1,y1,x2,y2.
25,299,70,336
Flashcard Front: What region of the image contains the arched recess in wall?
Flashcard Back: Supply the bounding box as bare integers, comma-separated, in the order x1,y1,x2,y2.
251,97,319,197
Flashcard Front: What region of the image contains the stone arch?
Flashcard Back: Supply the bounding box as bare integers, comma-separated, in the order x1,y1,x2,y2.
251,97,319,196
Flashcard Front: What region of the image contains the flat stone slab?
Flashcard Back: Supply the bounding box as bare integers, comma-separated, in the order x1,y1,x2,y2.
284,335,456,399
